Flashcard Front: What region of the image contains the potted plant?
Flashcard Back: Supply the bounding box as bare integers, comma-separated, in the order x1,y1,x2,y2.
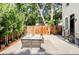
47,20,54,34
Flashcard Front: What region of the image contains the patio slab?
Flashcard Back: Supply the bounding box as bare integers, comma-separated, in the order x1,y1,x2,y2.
0,35,79,55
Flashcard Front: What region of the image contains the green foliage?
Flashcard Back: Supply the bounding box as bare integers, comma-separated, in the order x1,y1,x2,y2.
16,13,25,33
46,20,53,26
0,4,15,37
0,3,62,38
24,4,39,25
53,19,59,25
0,4,25,38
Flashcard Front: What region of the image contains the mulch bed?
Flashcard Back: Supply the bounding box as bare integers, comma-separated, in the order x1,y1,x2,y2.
0,39,20,52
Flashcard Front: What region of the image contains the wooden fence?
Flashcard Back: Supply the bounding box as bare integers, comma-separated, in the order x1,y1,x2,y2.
24,25,58,35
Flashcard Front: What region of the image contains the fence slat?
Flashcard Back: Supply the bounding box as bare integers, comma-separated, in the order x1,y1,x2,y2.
26,25,58,35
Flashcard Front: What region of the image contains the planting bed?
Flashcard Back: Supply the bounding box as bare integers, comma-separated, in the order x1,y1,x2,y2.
0,32,24,52
0,39,20,52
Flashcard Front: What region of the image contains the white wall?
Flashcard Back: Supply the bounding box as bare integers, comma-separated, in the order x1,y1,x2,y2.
62,3,79,38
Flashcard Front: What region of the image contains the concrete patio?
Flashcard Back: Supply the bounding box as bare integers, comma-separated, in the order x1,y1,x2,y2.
0,35,79,55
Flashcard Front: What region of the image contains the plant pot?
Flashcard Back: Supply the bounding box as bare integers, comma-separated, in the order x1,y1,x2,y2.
13,32,17,40
0,37,5,44
57,25,62,35
0,37,5,49
13,32,17,39
8,34,13,41
69,36,75,44
16,32,20,39
0,38,3,43
4,36,9,46
11,33,17,41
50,25,57,34
50,25,54,34
75,38,79,45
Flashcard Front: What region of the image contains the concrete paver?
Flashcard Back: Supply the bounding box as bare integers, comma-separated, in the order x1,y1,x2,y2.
43,35,79,54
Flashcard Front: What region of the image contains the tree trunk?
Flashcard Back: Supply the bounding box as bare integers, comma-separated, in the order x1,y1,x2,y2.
36,4,46,25
51,3,54,21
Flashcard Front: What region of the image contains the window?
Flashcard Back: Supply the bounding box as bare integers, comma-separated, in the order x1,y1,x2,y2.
65,17,68,30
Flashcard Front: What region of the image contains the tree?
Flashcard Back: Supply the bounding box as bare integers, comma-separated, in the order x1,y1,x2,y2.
53,3,62,25
36,3,46,25
0,4,17,45
0,3,26,45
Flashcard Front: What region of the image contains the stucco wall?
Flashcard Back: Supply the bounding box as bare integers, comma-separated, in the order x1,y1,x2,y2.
62,3,79,38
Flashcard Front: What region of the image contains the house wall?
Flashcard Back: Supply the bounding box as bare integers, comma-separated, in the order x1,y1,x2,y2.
62,3,79,38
